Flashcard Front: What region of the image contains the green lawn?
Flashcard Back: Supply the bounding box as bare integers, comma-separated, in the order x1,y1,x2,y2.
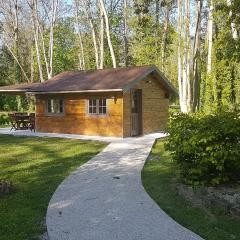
0,135,107,240
142,139,240,240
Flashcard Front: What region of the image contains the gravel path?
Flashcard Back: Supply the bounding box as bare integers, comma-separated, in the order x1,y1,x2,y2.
46,133,203,240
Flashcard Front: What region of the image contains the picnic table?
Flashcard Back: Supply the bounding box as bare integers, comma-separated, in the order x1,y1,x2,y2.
9,113,35,131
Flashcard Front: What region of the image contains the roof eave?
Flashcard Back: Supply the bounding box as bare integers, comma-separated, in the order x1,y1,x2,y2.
0,89,28,95
27,89,123,94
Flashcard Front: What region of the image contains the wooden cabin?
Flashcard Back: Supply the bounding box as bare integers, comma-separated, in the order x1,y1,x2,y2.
0,65,176,137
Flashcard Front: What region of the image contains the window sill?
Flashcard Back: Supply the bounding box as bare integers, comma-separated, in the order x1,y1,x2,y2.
87,114,108,118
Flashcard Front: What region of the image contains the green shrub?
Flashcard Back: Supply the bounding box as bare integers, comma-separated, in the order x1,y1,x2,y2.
0,113,10,127
165,111,240,186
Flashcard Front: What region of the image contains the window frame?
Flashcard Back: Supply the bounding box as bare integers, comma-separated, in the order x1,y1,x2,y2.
87,98,108,116
46,98,65,116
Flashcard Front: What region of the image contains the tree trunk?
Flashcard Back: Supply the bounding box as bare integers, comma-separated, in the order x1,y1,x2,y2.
123,0,128,67
13,0,20,84
28,0,44,82
74,0,85,70
207,0,213,74
192,0,202,112
186,0,191,112
179,0,191,113
177,0,183,109
48,0,59,78
226,0,238,40
99,3,104,69
31,0,44,82
155,0,160,25
99,0,116,68
181,0,188,112
33,2,50,78
86,10,99,69
161,2,170,72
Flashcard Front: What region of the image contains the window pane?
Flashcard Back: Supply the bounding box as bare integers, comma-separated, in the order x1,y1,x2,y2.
99,98,106,107
89,106,93,114
88,98,107,115
48,100,51,112
59,100,63,113
47,99,63,114
102,107,106,114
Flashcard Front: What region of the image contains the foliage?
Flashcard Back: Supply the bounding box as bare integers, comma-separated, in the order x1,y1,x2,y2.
52,18,80,74
0,113,10,127
165,111,240,186
142,139,240,240
0,135,106,240
202,0,240,112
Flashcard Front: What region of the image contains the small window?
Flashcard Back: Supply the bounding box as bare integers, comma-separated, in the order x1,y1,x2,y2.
88,98,107,115
47,99,64,114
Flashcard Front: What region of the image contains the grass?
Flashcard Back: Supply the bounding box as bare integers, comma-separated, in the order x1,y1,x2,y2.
0,135,107,240
142,139,240,240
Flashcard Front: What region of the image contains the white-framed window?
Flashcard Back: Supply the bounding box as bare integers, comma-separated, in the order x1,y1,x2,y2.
47,99,64,114
88,98,107,115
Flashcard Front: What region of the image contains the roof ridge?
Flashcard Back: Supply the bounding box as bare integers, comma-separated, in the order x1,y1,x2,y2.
58,65,154,75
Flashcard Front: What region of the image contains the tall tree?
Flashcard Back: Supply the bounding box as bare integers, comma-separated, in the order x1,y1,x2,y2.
207,0,213,75
226,0,238,40
48,0,59,78
85,1,100,69
161,0,170,72
123,0,128,67
99,0,117,68
192,0,202,112
177,0,183,110
74,0,85,70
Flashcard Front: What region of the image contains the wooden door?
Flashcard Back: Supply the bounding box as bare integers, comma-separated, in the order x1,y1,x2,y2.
131,89,142,136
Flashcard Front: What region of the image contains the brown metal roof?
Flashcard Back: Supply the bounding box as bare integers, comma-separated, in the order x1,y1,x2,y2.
0,65,176,94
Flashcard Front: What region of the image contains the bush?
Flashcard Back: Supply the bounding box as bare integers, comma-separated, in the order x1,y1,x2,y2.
165,111,240,186
0,113,10,127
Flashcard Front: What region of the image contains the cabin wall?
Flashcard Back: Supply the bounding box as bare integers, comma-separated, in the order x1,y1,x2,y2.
123,75,169,137
35,92,123,137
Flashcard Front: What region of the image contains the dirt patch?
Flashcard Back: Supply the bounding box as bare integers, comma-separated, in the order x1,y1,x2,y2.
176,183,240,217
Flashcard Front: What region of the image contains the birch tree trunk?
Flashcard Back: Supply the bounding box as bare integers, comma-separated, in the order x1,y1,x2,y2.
86,9,99,69
74,0,85,70
161,2,170,72
186,0,191,111
30,0,44,82
48,0,59,78
178,0,191,113
99,0,116,68
123,0,128,67
13,0,20,84
226,0,238,40
99,3,104,69
177,0,183,109
34,3,50,78
192,0,202,112
207,0,213,74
